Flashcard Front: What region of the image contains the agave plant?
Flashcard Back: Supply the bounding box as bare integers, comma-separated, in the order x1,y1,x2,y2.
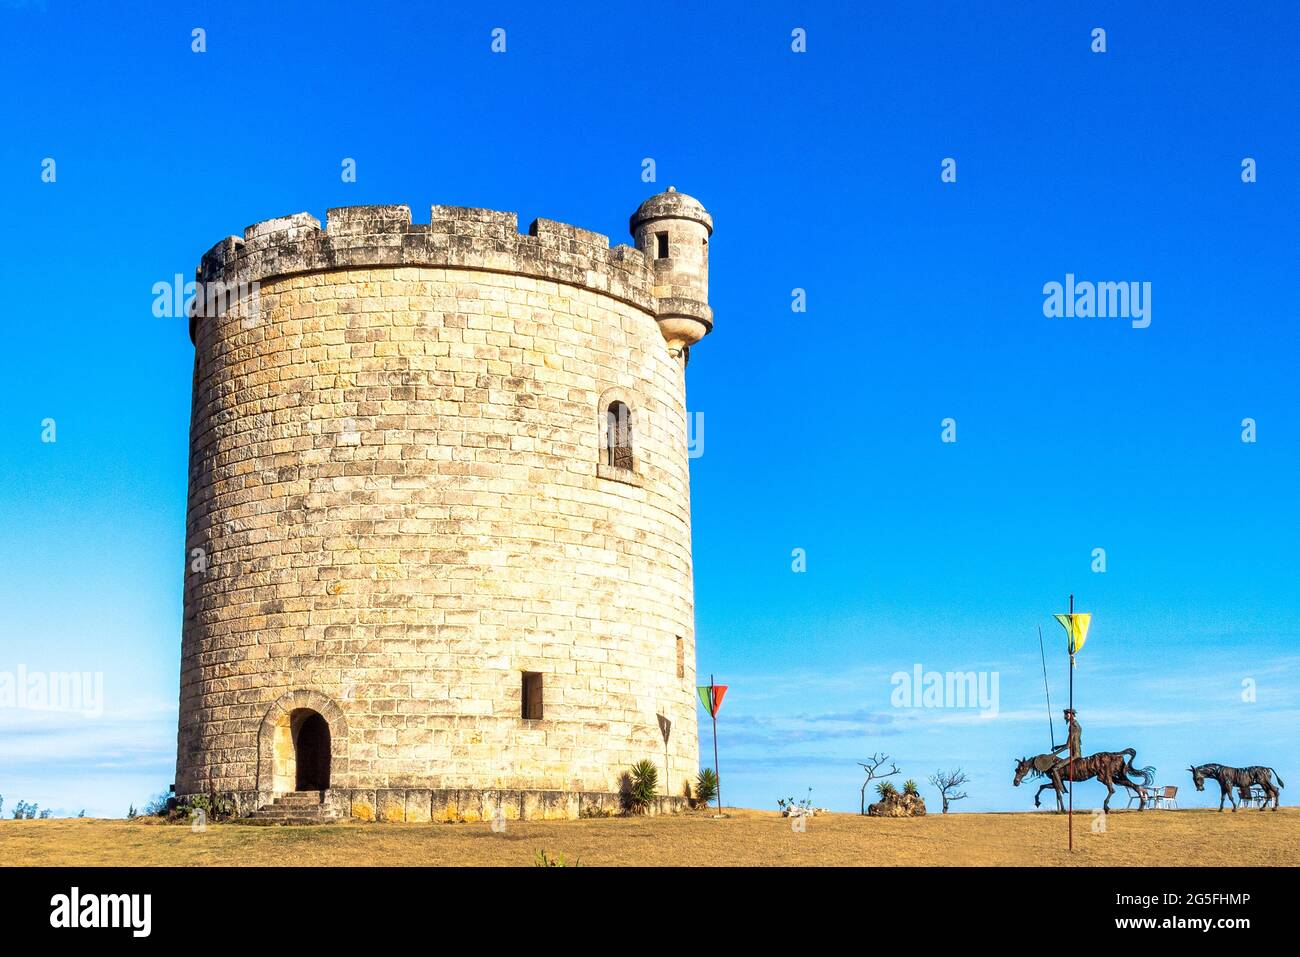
903,779,920,797
628,759,659,813
875,780,898,798
695,768,719,805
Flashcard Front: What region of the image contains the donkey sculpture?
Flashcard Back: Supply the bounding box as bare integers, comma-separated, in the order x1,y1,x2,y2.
1014,749,1155,812
1189,764,1284,811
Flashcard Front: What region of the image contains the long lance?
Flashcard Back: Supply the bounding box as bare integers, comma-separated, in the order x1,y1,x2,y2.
1037,624,1056,748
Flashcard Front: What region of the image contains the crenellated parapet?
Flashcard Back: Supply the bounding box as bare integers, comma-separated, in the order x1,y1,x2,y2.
191,191,715,356
190,204,663,344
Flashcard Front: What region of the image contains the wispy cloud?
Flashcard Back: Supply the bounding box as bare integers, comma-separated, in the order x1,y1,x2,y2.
0,701,175,768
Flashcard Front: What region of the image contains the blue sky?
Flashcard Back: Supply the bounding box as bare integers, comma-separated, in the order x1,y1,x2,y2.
1,2,1297,817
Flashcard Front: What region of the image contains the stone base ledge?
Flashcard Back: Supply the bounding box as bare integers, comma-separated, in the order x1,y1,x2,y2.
212,788,691,823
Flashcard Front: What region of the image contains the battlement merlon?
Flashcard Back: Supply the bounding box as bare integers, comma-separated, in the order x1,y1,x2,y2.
189,194,715,351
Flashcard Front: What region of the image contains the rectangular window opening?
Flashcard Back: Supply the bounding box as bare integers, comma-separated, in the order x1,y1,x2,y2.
522,671,544,720
655,232,669,259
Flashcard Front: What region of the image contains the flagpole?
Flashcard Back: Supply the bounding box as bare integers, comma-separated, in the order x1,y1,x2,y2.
661,716,671,800
711,674,722,813
1068,593,1074,852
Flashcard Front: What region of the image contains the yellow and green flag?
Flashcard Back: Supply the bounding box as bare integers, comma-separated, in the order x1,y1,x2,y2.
1054,612,1091,655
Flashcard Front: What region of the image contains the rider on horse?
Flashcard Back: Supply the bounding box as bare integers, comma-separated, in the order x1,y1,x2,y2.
1034,708,1081,775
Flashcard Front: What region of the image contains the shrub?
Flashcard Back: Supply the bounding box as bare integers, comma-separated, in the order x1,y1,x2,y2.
625,759,659,814
143,791,172,817
903,779,920,797
534,849,581,867
695,768,719,806
875,781,897,799
172,791,236,824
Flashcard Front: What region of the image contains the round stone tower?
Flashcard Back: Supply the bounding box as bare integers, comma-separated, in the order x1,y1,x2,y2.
175,191,713,821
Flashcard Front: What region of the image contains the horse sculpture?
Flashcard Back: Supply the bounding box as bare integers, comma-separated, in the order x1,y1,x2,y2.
1189,763,1284,811
1013,753,1069,811
1014,749,1155,812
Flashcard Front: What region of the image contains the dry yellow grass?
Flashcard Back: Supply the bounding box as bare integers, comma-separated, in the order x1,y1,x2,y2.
3,808,1296,867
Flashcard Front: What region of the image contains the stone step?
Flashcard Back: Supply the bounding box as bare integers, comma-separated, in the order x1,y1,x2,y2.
240,790,340,825
243,816,340,826
254,805,336,816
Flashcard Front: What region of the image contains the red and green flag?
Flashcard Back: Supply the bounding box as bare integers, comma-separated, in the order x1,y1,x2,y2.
697,683,727,717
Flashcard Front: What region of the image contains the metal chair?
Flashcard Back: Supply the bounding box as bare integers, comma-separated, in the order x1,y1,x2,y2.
1158,785,1178,809
1236,785,1268,808
1128,785,1157,809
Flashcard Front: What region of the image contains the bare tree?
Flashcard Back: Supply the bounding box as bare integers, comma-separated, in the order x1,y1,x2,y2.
857,753,900,815
928,768,970,814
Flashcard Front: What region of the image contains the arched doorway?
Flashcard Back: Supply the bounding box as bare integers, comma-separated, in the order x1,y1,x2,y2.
257,690,347,801
291,709,331,791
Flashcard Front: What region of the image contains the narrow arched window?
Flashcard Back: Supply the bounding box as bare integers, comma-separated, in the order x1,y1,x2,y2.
605,401,633,470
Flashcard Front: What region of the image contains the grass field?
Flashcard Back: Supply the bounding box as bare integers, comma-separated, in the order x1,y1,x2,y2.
3,807,1297,866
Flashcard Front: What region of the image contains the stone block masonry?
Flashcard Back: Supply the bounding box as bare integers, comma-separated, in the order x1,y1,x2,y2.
175,191,715,821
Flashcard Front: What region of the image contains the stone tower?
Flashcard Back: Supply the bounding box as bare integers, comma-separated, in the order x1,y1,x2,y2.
175,190,713,821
